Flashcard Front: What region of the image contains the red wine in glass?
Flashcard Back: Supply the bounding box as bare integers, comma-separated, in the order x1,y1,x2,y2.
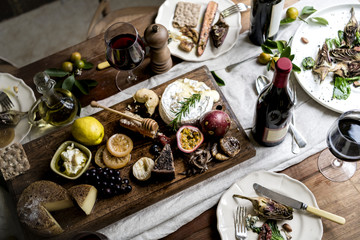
318,110,360,182
105,22,145,91
328,118,360,162
106,34,145,71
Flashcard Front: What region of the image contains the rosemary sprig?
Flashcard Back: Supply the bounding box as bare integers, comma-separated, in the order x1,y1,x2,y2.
170,93,201,130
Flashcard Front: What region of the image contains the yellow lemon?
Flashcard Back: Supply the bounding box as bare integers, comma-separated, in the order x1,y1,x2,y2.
71,116,104,146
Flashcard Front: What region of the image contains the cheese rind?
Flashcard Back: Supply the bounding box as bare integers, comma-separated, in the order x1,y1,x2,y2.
17,180,73,236
159,78,219,125
68,184,97,215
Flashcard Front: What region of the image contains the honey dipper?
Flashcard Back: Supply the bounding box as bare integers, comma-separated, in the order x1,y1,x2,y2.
90,101,159,132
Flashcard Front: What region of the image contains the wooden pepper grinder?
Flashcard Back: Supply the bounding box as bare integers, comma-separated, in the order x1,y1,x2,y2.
144,24,172,74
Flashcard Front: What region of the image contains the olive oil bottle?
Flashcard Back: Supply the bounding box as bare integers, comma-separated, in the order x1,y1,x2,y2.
29,72,78,127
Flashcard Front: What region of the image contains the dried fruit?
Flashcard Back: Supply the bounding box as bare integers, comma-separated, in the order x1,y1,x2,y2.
106,134,133,157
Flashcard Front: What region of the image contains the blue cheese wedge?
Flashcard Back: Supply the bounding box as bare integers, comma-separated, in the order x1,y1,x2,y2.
159,78,220,125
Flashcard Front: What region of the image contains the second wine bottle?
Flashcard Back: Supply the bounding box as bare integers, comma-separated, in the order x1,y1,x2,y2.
252,57,294,147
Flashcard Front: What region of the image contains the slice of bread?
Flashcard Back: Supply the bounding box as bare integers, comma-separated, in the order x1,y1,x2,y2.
152,144,175,180
17,180,73,236
68,184,97,215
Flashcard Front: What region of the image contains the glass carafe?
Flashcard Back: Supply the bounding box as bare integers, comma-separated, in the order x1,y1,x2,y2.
28,72,78,127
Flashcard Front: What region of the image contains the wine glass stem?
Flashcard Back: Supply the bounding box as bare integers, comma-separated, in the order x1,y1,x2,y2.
332,158,343,168
127,70,137,83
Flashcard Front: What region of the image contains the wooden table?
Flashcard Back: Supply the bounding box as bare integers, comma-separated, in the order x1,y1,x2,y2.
7,0,360,239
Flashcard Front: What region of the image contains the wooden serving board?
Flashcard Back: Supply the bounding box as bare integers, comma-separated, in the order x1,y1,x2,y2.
7,66,256,239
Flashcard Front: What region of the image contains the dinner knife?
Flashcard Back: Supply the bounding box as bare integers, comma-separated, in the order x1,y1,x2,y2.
253,183,346,225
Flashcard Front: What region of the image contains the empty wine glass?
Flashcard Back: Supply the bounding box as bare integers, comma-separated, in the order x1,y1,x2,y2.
104,22,145,91
318,109,360,182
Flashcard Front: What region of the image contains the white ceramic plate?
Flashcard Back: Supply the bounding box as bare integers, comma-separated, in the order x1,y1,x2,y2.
291,4,360,113
0,73,36,148
155,0,241,62
217,171,323,240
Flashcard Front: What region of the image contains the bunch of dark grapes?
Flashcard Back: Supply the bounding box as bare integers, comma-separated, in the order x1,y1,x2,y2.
83,167,132,198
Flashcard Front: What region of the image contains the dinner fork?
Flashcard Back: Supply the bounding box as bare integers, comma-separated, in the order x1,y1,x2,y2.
221,3,251,18
0,91,14,111
235,206,247,240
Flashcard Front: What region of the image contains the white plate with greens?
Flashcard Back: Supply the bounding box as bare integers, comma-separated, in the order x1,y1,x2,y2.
291,4,360,113
217,171,323,240
155,0,241,62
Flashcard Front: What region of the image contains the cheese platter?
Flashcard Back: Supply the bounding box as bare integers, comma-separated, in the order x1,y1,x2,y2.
5,66,256,239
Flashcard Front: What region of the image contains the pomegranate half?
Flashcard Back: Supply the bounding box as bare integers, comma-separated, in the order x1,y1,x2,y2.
176,125,204,153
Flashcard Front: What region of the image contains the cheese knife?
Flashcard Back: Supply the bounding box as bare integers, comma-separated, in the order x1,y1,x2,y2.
253,183,346,225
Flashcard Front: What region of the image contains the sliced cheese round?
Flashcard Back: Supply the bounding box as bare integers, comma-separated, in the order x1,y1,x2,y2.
17,180,73,236
159,78,220,125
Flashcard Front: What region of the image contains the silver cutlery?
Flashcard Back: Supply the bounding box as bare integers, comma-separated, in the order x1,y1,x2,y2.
0,91,14,111
290,81,300,154
253,183,346,225
221,3,251,18
235,206,247,240
255,75,307,150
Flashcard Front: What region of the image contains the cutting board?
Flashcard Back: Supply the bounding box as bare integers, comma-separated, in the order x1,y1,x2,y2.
6,66,256,239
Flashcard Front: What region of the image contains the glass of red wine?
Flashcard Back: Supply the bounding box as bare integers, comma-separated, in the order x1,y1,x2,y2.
318,110,360,182
104,22,145,91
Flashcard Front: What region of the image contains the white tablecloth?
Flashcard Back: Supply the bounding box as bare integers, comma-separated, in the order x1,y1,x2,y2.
1,0,358,239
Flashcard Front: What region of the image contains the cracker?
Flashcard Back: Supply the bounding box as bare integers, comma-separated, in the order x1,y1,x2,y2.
172,1,201,28
0,143,30,180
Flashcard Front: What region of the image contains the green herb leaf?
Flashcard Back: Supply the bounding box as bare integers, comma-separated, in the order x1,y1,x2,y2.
292,63,301,73
301,6,317,16
45,68,69,78
280,46,291,58
62,74,75,90
298,16,308,24
261,45,273,54
333,76,351,100
83,60,94,70
310,17,329,26
74,79,90,95
288,54,295,61
170,93,201,130
280,17,296,25
267,61,271,71
263,39,278,49
211,71,225,86
276,41,285,53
